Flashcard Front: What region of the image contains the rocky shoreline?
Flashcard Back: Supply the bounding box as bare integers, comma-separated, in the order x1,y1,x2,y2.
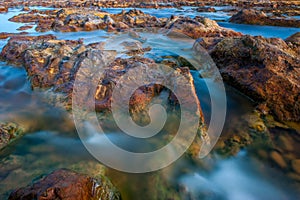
0,1,299,199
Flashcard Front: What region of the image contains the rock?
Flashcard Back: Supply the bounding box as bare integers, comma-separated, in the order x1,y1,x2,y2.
0,32,28,40
286,32,300,45
270,151,288,169
209,35,300,122
8,169,121,200
196,6,216,12
230,9,300,28
0,34,204,117
291,160,300,174
0,6,8,13
111,9,165,28
22,7,30,12
16,25,33,31
285,32,300,54
165,16,242,39
0,35,57,65
0,122,24,150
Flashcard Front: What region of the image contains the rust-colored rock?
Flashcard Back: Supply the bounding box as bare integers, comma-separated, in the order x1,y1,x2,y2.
196,6,216,12
0,6,8,13
0,32,28,40
230,9,300,28
205,35,300,121
165,16,242,39
285,32,300,54
21,6,30,11
16,25,33,31
8,169,121,200
0,35,204,122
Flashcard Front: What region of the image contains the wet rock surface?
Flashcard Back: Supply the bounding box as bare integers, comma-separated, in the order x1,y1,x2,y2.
165,16,242,39
0,122,24,150
198,35,300,122
230,9,300,28
0,32,28,40
0,35,199,114
8,169,121,200
7,7,243,39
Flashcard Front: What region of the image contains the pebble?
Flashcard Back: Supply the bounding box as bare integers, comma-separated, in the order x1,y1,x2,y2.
270,151,288,169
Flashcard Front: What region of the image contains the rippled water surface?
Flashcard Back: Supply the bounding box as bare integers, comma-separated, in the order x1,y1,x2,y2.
0,6,299,200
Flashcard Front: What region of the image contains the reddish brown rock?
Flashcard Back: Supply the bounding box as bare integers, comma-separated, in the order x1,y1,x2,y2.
196,6,216,12
16,25,33,31
0,32,28,40
165,16,242,39
0,6,8,13
285,32,300,54
230,9,300,28
8,169,121,200
22,6,30,11
0,35,56,65
205,35,300,121
111,9,166,28
0,35,203,122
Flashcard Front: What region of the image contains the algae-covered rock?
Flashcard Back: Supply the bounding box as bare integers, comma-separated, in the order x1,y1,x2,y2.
0,122,24,150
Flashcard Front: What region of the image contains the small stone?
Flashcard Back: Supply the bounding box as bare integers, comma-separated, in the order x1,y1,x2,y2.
277,135,294,152
270,151,288,169
291,159,300,174
0,6,8,13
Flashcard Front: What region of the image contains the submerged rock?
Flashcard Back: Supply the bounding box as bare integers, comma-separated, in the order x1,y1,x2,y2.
8,169,121,200
206,35,300,122
230,9,300,28
0,122,24,150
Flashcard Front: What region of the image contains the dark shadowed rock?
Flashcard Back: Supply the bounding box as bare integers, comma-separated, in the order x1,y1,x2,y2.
8,169,121,200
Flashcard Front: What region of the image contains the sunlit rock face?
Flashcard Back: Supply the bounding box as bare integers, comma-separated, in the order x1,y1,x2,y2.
8,169,121,200
0,34,207,157
197,34,300,122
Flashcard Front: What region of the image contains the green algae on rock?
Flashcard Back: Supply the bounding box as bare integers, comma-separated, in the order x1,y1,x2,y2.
0,122,24,150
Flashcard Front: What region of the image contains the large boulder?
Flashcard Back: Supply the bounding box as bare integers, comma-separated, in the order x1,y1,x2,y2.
8,169,121,200
204,35,300,121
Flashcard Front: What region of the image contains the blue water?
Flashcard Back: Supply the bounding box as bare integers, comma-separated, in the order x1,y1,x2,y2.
101,7,231,21
219,22,300,39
